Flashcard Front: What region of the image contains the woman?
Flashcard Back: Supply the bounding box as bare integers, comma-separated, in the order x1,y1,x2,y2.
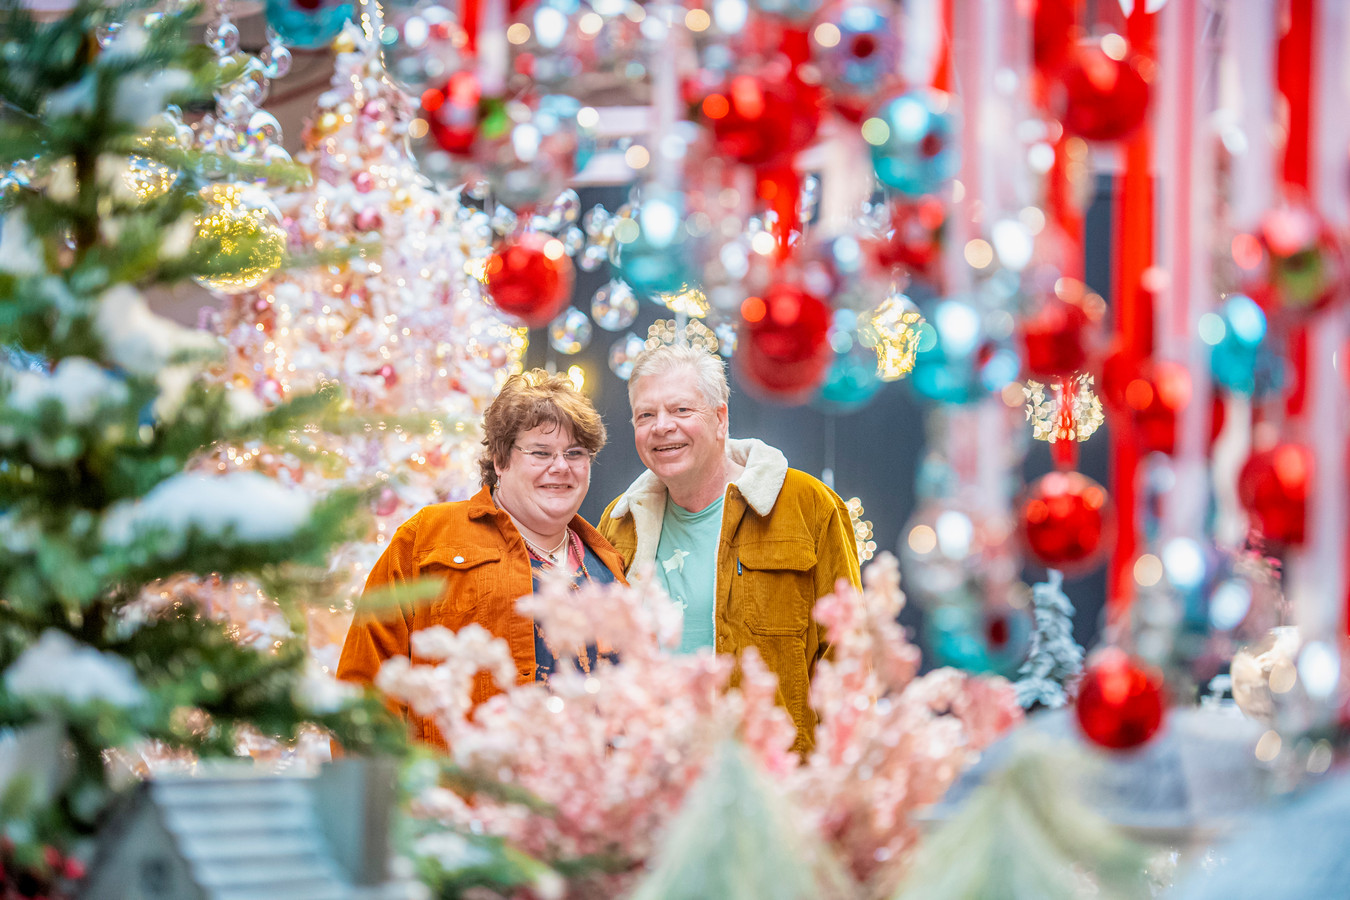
337,369,626,749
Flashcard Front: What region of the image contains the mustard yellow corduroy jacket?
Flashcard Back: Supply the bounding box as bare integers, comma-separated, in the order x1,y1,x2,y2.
599,439,862,754
337,485,627,750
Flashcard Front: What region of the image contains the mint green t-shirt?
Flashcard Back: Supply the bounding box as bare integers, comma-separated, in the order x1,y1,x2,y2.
654,494,723,653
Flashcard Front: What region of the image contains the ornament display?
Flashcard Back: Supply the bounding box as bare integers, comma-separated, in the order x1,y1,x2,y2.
1075,647,1166,750
1053,41,1151,142
869,196,946,284
1205,293,1283,397
909,298,1020,404
1018,284,1101,379
811,0,900,120
1023,374,1105,444
608,331,647,379
483,232,575,328
590,279,639,331
1237,442,1312,547
1243,202,1347,316
814,310,885,413
265,0,354,50
192,183,287,295
1018,470,1111,572
548,306,593,354
612,190,698,299
381,0,467,93
865,88,960,197
861,291,924,380
701,67,824,167
736,281,833,402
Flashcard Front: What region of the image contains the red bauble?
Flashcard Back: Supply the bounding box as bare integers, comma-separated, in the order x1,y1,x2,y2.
1018,470,1112,571
1075,647,1166,750
702,68,823,167
1242,203,1348,316
870,196,946,282
1238,442,1312,546
421,70,483,156
737,283,833,402
483,233,575,328
1055,43,1150,142
1019,295,1094,378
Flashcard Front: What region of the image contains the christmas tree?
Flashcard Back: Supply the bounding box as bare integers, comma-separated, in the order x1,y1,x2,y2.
196,23,523,687
1015,570,1086,710
0,1,406,891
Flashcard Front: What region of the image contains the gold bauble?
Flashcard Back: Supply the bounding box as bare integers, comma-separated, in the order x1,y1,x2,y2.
193,183,287,295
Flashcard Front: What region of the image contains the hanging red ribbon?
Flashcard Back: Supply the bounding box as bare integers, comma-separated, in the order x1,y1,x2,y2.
1277,0,1314,421
1105,5,1156,627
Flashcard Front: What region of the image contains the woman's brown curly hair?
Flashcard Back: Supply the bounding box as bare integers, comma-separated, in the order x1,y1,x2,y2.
478,369,606,488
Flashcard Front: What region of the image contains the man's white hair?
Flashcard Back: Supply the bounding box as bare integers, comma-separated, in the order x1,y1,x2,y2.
626,343,730,410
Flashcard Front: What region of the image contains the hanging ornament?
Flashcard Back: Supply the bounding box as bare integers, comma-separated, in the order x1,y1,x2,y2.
382,0,468,94
1018,470,1112,572
810,0,900,121
1237,442,1312,547
1075,647,1166,750
1031,0,1079,77
612,189,698,299
192,183,288,295
861,291,924,381
813,309,884,413
264,0,354,50
548,307,592,354
1238,202,1348,317
1206,293,1284,397
868,195,946,285
845,496,877,562
900,497,1029,676
909,298,1020,404
700,64,824,167
482,232,575,328
1018,281,1104,379
646,318,720,355
1023,374,1105,444
1053,41,1151,142
864,88,960,198
608,332,647,380
736,281,833,403
1100,355,1223,455
590,279,638,331
1230,625,1301,726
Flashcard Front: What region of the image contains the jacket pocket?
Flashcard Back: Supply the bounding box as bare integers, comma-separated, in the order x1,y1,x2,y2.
417,547,502,618
737,538,817,635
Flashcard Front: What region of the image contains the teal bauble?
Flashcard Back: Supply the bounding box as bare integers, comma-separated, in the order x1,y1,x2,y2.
867,88,960,198
266,0,354,50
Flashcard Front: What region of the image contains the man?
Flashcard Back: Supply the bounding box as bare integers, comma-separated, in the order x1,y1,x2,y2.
600,343,862,754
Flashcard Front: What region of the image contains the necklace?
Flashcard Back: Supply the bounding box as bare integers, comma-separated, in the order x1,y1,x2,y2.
522,530,569,566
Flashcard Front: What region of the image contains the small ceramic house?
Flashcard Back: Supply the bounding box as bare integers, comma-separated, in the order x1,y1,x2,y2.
79,758,423,900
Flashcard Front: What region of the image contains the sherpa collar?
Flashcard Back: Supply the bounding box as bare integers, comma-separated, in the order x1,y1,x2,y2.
608,439,788,574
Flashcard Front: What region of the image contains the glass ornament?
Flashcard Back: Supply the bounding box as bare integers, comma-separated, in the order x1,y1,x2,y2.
1206,293,1283,397
1075,647,1166,750
1247,202,1347,317
1054,42,1150,142
813,310,884,414
265,0,354,50
1017,470,1112,572
908,299,1018,404
736,282,833,403
1023,374,1105,444
483,232,575,328
548,307,593,354
192,183,288,295
859,291,924,381
1237,442,1311,548
613,189,697,299
381,0,467,93
701,67,824,166
590,280,639,331
608,332,647,379
811,0,900,120
865,88,960,197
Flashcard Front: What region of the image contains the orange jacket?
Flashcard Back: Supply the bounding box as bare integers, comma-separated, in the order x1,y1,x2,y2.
337,485,627,749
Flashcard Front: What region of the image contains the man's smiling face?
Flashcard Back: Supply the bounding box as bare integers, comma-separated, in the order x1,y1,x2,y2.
630,364,727,497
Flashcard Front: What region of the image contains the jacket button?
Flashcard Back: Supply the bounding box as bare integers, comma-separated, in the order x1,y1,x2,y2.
453,555,464,563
